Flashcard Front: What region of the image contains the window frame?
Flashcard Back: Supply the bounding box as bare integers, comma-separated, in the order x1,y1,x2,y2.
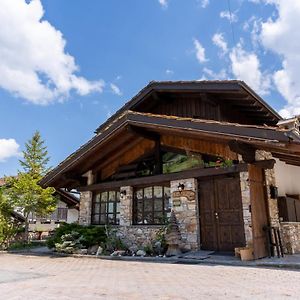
132,184,171,225
91,190,120,225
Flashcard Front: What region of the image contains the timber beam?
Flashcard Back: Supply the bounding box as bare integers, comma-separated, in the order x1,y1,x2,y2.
78,164,248,192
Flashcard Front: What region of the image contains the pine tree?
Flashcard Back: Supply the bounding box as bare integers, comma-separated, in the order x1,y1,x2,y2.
19,131,50,178
7,131,56,242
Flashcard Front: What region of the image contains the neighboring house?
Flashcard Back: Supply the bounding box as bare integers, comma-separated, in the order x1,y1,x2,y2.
40,80,300,258
29,189,79,233
0,178,79,233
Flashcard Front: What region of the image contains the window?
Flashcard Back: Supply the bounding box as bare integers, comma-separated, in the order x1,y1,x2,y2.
92,191,120,225
133,186,171,225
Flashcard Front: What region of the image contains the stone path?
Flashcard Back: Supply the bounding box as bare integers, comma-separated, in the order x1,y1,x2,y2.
0,253,300,299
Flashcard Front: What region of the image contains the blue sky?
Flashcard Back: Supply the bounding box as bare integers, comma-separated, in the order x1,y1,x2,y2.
1,0,300,176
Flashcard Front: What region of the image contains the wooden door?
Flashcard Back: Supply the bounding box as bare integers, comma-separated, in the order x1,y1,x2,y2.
249,165,269,259
199,179,218,250
199,175,246,252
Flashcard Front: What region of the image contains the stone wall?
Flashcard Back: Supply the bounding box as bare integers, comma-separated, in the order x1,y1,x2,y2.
240,171,253,245
170,178,199,251
281,222,300,254
116,226,161,252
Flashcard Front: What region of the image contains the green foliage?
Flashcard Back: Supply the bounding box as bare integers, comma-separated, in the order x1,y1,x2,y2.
6,131,56,242
55,231,82,254
7,173,56,220
47,223,107,249
19,131,50,178
0,188,18,248
8,241,46,250
104,226,127,252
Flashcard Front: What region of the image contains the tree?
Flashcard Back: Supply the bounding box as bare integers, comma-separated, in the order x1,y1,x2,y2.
7,131,56,241
0,187,17,248
20,131,50,178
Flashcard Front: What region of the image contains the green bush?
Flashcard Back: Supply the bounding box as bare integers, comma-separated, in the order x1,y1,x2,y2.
46,223,107,249
8,241,46,250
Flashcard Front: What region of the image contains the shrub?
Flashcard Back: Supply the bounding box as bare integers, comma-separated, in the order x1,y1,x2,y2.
46,223,107,249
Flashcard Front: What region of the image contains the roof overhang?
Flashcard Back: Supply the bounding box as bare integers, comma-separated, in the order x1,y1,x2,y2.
40,111,300,188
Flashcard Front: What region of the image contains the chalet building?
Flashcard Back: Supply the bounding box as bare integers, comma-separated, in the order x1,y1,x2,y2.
40,80,300,259
28,188,79,234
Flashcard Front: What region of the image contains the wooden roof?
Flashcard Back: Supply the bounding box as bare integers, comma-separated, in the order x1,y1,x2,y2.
95,80,282,133
55,189,79,209
40,111,300,188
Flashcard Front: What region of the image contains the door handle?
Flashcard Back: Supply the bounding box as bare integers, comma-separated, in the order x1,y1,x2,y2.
214,212,219,219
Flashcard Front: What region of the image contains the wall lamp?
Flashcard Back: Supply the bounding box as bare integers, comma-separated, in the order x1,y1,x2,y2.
177,183,185,192
120,190,127,199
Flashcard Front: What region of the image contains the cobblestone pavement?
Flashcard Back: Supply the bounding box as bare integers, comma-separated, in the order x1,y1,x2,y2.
0,253,300,300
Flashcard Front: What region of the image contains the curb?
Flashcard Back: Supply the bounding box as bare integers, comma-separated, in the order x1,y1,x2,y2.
1,250,300,270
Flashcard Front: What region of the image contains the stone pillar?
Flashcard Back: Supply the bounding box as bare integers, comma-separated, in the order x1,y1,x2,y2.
79,191,92,225
240,171,253,245
119,186,133,226
170,178,199,251
79,170,94,226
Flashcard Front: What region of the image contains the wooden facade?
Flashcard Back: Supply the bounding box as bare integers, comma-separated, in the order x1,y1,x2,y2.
40,81,300,258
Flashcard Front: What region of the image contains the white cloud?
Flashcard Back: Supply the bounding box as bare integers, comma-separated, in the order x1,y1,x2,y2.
229,44,270,95
165,69,174,75
193,39,207,64
220,10,238,23
158,0,168,8
199,0,209,8
202,68,228,80
212,33,228,55
0,139,20,162
0,0,104,105
259,0,300,117
110,83,122,96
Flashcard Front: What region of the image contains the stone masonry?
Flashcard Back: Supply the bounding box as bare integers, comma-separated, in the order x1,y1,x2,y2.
240,171,253,245
170,178,199,251
281,222,300,254
79,191,92,226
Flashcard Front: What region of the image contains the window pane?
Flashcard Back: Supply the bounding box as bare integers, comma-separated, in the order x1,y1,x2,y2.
94,203,100,214
99,214,107,224
164,187,171,198
143,212,153,224
108,202,114,213
101,192,108,202
108,214,115,224
154,199,163,211
154,212,164,224
165,201,171,212
153,186,162,198
144,200,152,212
109,191,115,202
135,189,143,199
95,194,101,203
144,187,152,199
116,202,120,214
116,192,120,201
92,214,100,224
100,203,107,214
